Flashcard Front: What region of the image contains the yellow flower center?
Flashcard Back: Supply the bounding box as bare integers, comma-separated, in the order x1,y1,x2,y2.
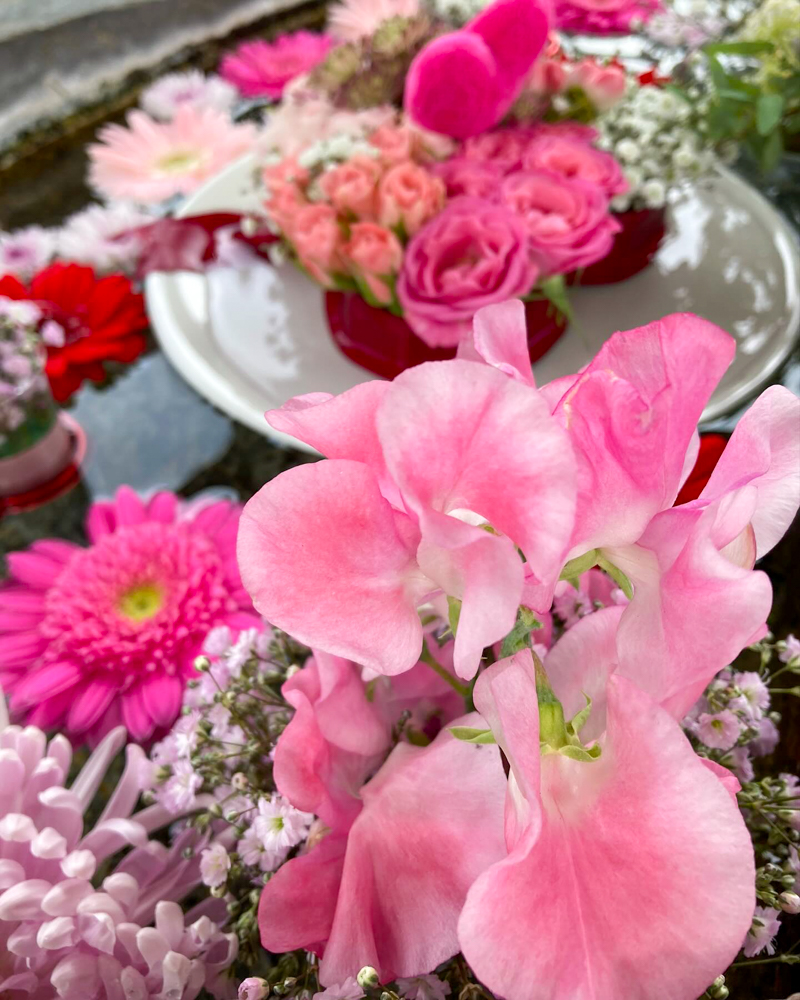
118,583,164,621
156,148,203,174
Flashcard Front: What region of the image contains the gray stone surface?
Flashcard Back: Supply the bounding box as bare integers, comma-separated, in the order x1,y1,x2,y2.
0,0,306,148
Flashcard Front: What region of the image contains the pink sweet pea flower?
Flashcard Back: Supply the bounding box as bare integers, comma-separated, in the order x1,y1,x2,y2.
260,714,507,986
457,645,755,1000
238,363,576,680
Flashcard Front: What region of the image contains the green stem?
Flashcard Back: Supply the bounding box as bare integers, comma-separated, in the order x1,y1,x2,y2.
731,954,800,968
768,687,800,695
420,641,471,699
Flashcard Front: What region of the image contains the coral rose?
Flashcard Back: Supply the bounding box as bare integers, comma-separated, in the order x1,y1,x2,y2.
377,162,445,236
319,155,383,220
461,127,536,173
396,197,539,348
501,169,621,276
368,125,416,165
342,223,403,305
568,59,627,111
288,204,343,287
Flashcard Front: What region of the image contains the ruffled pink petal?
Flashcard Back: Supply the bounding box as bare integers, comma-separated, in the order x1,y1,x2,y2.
266,381,391,474
699,384,800,558
317,718,507,985
239,460,430,676
259,833,348,955
610,497,773,718
0,631,48,669
459,668,755,1000
30,539,82,564
551,313,735,553
457,300,535,387
378,359,575,590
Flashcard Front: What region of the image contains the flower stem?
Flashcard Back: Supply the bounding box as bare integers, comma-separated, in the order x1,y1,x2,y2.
420,641,471,699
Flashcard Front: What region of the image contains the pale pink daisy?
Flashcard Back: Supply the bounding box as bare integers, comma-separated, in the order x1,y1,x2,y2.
0,225,55,280
696,710,741,751
0,486,259,744
328,0,421,40
57,202,153,273
219,32,333,99
88,106,257,205
141,69,238,121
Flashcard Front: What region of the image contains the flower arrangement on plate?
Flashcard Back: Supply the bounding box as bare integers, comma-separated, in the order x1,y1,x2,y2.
2,301,799,999
252,0,717,376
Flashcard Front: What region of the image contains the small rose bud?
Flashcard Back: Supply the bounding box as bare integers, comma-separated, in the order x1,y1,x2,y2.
780,891,800,914
357,967,380,989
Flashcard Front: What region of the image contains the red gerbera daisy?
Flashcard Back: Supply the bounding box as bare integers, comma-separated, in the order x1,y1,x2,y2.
0,262,148,402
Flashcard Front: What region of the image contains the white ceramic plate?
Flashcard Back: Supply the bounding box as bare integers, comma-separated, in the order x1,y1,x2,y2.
146,154,800,455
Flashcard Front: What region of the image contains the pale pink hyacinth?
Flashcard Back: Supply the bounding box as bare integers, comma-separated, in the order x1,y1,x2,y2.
0,226,55,282
88,107,257,205
0,715,237,999
328,0,420,40
57,203,153,274
140,70,238,121
0,486,258,745
220,32,333,99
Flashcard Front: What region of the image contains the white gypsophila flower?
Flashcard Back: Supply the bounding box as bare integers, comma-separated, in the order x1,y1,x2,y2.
641,178,667,208
200,842,232,888
615,138,641,164
253,794,314,853
0,226,56,281
141,70,238,121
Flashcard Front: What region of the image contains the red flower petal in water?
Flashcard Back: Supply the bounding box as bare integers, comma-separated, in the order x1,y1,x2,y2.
0,263,148,403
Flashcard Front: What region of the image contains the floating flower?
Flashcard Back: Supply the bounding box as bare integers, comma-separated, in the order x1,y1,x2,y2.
0,262,148,402
0,485,258,744
328,0,421,40
220,32,333,99
57,202,153,274
0,225,55,281
141,69,238,121
88,106,257,205
0,716,237,998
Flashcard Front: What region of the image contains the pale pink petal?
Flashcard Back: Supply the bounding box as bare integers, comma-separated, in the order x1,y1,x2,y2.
239,460,430,676
552,313,735,553
699,385,800,558
266,381,391,472
378,359,576,590
318,718,507,985
459,673,755,1000
457,300,535,387
610,497,773,718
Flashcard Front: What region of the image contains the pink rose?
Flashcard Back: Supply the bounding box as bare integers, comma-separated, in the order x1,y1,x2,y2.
342,223,403,305
501,169,621,276
377,162,445,236
523,130,628,198
527,56,568,95
396,197,540,348
433,158,504,201
368,125,416,165
567,59,627,111
219,32,333,99
555,0,663,34
288,203,342,287
319,155,383,220
461,127,538,174
263,157,309,232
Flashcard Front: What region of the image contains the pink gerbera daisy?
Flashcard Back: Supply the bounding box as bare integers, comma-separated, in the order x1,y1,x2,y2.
219,31,333,99
0,486,259,744
88,106,257,205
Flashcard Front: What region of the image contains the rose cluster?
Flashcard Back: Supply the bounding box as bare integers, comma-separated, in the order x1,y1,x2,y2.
233,301,800,999
263,118,625,347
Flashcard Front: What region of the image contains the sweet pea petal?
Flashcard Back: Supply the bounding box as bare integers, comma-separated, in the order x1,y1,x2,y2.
238,460,431,676
699,385,800,558
457,300,536,387
550,313,735,553
459,672,755,1000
